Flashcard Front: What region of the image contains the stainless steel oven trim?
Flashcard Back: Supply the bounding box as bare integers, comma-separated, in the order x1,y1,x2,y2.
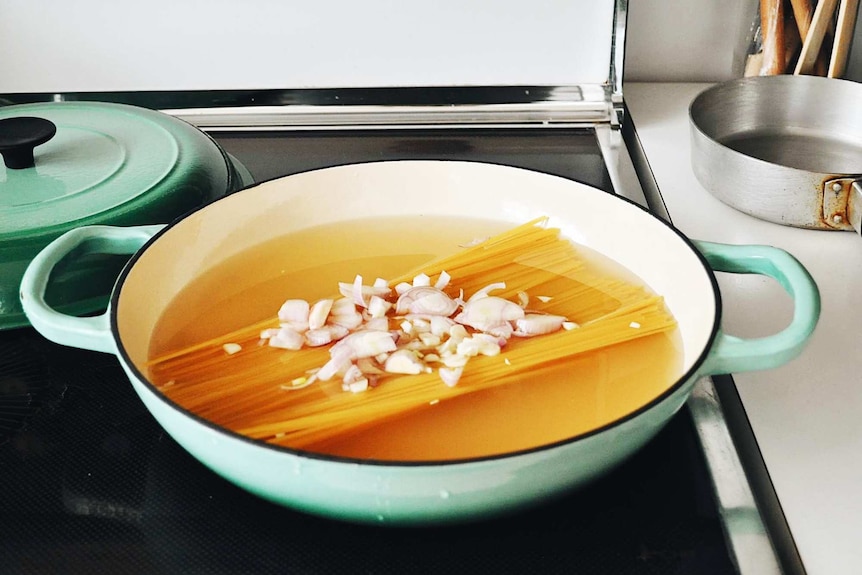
611,0,628,104
166,92,613,131
688,378,784,575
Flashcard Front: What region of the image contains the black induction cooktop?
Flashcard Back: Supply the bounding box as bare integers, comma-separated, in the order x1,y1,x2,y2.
0,127,735,574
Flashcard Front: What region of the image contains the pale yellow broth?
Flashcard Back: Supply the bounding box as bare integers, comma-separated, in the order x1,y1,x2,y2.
149,216,683,461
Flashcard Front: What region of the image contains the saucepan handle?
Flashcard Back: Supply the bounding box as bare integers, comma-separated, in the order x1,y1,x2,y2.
695,240,820,375
20,225,165,354
848,181,862,235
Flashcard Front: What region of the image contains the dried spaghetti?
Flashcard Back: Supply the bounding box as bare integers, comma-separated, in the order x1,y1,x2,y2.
147,218,678,453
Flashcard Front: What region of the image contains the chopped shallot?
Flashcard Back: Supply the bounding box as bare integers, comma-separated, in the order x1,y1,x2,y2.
305,325,349,347
329,309,364,329
345,378,370,393
434,271,451,290
384,349,425,375
455,333,502,357
330,330,397,359
440,353,469,368
338,275,390,307
467,282,506,302
418,332,441,347
268,328,304,350
356,357,385,375
330,297,356,316
350,275,366,307
363,317,390,332
342,364,370,393
278,299,310,332
316,354,351,382
429,315,455,337
308,299,334,330
278,299,310,324
270,268,575,395
223,343,242,355
513,314,566,337
454,296,524,332
439,366,463,387
367,295,392,319
484,322,514,339
395,286,458,316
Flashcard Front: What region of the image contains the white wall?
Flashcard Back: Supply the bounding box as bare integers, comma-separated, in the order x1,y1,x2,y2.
625,0,758,82
0,0,615,92
13,0,846,92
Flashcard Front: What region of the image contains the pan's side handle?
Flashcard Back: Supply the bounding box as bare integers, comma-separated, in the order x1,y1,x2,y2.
694,240,820,375
20,225,164,354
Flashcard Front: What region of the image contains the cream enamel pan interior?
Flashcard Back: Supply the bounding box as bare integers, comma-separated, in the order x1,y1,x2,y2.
118,162,713,370
20,160,820,525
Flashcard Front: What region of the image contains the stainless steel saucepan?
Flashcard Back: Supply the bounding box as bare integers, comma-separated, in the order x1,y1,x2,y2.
689,75,862,232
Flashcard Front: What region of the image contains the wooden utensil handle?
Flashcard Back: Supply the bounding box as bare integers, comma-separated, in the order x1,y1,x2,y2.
795,0,840,74
790,0,815,37
828,0,861,77
761,0,787,74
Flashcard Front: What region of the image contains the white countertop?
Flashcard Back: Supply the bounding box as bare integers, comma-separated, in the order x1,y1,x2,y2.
625,83,862,575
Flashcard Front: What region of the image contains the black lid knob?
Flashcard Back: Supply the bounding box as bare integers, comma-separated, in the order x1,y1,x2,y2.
0,117,57,170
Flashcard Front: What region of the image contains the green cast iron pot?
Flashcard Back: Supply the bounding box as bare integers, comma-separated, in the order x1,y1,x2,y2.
0,101,252,329
19,161,820,525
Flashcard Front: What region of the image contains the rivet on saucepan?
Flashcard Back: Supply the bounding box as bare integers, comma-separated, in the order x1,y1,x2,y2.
832,182,844,193
833,215,844,224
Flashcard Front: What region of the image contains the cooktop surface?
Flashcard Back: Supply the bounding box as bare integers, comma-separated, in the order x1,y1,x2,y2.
0,127,735,574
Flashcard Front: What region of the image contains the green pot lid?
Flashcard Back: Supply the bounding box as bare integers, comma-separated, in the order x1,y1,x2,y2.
0,101,238,239
0,101,245,329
